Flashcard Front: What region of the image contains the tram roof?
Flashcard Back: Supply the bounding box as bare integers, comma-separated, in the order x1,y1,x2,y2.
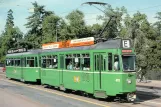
6,38,122,56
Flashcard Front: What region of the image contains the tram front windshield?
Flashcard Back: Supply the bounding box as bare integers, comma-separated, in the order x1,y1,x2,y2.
122,55,135,71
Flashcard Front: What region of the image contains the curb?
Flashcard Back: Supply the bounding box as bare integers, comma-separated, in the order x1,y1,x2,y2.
137,85,161,90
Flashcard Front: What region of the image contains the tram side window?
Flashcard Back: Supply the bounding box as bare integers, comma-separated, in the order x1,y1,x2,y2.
6,59,11,66
11,59,14,66
26,57,34,67
73,54,80,70
42,56,46,68
15,59,21,66
41,55,58,69
108,53,112,70
6,59,14,66
81,54,90,71
52,55,58,69
46,55,52,68
65,53,90,71
66,54,73,70
114,55,120,71
65,54,81,70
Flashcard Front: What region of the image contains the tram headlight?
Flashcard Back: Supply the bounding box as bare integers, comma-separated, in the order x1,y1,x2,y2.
127,79,132,84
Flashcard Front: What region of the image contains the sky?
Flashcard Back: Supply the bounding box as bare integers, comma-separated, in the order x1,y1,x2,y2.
0,0,161,34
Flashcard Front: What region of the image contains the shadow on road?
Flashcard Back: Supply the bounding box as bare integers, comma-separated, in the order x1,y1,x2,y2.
136,90,160,102
8,78,161,104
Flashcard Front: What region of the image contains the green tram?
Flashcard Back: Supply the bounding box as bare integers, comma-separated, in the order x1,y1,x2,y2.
6,38,136,101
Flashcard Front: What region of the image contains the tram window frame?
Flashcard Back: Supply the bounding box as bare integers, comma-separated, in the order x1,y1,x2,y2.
114,55,120,71
6,58,9,66
15,58,21,66
73,54,81,70
65,54,81,70
41,55,58,69
81,53,90,71
46,55,52,68
108,53,113,71
52,55,58,69
26,57,35,67
65,53,90,71
65,54,73,70
11,58,14,66
42,56,46,68
6,58,13,66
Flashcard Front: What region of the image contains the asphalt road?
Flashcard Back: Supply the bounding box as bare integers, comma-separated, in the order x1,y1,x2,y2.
0,72,161,107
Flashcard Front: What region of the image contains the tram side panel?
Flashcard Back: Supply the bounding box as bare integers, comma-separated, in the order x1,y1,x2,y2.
61,52,94,93
40,54,60,86
21,55,41,82
6,57,22,80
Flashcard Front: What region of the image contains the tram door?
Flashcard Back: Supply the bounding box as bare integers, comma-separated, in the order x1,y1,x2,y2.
94,53,107,90
20,56,26,81
20,56,23,80
59,54,65,85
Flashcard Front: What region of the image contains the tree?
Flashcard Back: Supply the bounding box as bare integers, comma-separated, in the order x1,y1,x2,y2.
66,10,89,39
42,15,65,43
12,27,24,48
98,6,127,39
5,9,14,31
154,12,161,36
25,1,53,48
121,12,159,81
0,9,15,62
91,24,102,37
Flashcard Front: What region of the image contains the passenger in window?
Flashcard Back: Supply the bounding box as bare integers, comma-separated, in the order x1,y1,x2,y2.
87,64,90,70
83,64,90,71
53,63,58,68
42,61,46,68
114,57,119,70
67,62,73,70
49,63,52,68
73,62,80,70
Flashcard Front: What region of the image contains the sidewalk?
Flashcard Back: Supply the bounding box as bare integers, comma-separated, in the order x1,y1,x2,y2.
136,80,161,89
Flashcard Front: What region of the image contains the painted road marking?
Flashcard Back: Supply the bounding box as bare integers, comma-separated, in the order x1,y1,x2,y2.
2,79,110,107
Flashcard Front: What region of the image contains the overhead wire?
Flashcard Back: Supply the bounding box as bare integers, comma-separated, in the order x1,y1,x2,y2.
57,4,161,22
128,4,161,13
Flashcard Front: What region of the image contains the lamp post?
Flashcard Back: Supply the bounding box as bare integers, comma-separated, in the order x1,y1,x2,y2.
55,21,61,42
48,22,59,42
56,24,58,42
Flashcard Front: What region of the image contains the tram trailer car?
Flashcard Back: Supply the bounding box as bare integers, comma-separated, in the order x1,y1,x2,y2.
6,38,136,101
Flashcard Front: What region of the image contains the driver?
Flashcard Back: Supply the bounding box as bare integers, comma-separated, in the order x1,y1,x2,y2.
114,57,119,70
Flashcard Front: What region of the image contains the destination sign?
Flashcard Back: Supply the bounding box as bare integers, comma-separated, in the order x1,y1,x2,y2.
7,48,27,54
122,39,131,49
122,50,132,53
